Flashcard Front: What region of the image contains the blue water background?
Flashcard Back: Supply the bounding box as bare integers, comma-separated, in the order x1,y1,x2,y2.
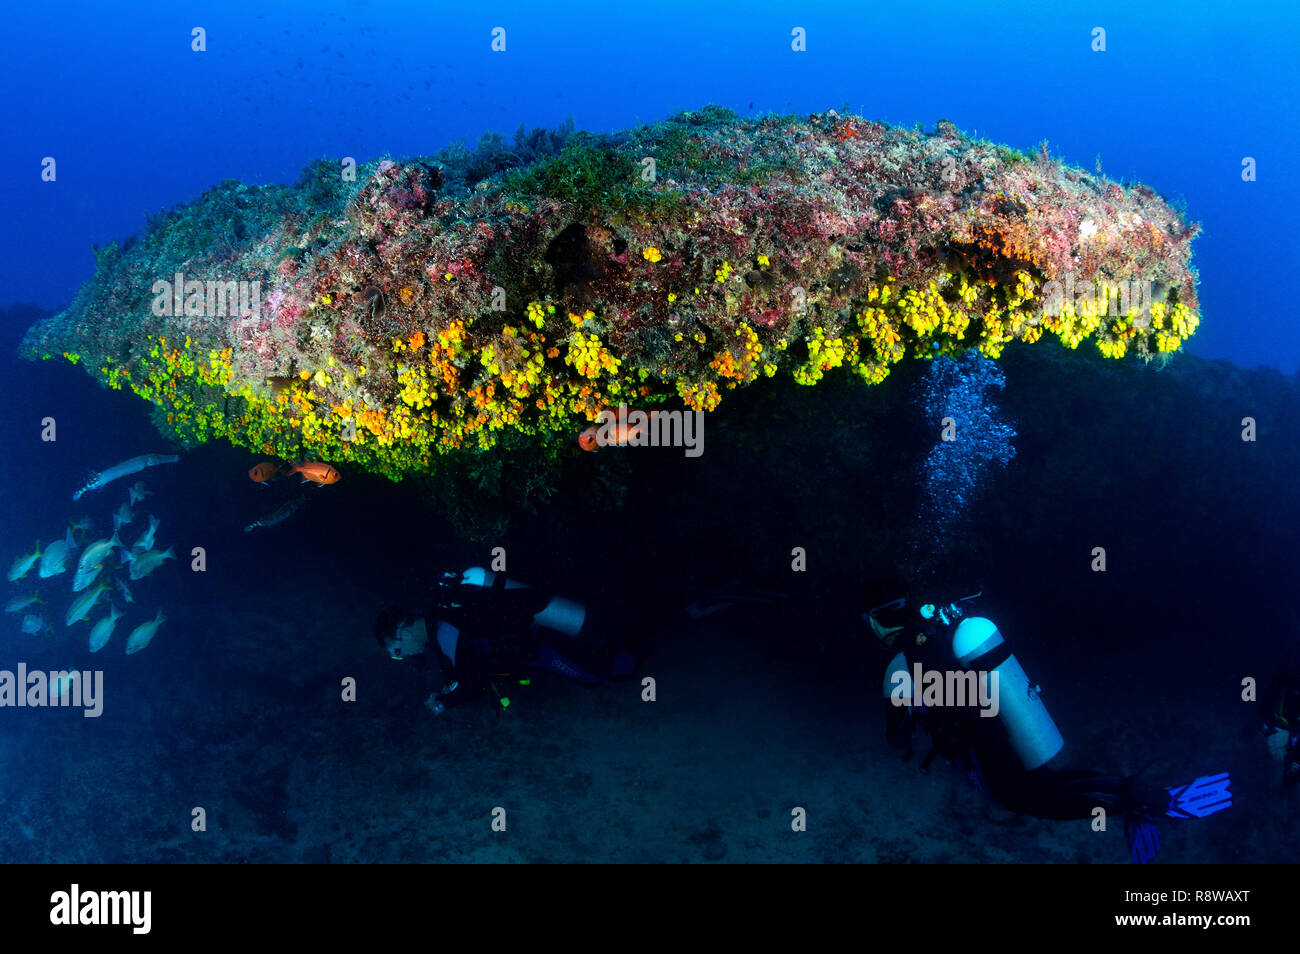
0,2,1297,865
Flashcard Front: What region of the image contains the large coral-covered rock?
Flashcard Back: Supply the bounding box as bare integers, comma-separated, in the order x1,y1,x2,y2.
21,106,1200,485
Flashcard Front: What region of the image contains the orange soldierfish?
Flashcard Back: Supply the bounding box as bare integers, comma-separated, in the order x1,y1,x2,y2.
287,461,341,485
578,408,656,452
248,461,286,483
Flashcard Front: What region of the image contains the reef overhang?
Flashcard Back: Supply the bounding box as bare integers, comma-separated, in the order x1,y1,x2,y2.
21,106,1200,488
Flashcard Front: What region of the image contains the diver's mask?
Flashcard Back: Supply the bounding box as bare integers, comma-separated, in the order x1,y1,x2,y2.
389,622,412,661
864,598,908,647
868,591,982,647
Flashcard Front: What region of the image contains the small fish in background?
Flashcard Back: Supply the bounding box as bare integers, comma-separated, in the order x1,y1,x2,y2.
68,516,95,541
127,481,151,506
71,564,104,593
9,542,42,581
124,609,166,655
578,420,644,452
72,453,179,501
113,502,135,530
130,515,160,554
577,409,659,452
38,529,78,579
114,576,135,605
248,461,287,484
5,593,41,614
20,614,49,636
65,582,110,626
244,496,308,532
126,546,175,581
88,603,124,653
286,460,341,485
77,532,121,576
50,670,79,700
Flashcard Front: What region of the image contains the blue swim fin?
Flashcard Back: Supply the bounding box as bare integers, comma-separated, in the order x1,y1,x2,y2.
1126,813,1161,864
1164,772,1232,819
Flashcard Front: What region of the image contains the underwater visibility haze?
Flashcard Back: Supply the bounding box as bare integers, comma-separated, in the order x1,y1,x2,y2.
2,0,1299,885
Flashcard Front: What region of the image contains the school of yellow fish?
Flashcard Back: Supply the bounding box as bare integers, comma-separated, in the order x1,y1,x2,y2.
7,474,171,655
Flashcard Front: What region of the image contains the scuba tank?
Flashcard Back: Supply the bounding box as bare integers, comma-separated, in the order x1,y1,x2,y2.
951,615,1064,771
460,567,587,636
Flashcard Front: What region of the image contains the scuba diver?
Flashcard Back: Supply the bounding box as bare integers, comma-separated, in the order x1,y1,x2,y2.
374,567,642,714
865,592,1232,863
1260,668,1300,790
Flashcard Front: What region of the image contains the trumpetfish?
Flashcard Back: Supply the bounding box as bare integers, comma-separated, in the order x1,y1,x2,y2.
72,454,180,501
243,496,308,533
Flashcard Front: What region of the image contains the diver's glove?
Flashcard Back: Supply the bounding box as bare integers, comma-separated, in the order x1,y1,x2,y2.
425,681,461,715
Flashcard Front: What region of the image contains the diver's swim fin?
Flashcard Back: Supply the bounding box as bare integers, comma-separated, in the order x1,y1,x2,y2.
1164,772,1231,819
1126,814,1161,864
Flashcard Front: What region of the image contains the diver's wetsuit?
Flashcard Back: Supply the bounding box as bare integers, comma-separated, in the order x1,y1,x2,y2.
1262,670,1300,789
422,576,640,708
962,726,1156,821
